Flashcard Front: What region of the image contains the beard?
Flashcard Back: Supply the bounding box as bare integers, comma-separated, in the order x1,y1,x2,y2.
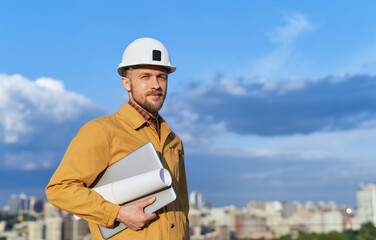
133,89,166,114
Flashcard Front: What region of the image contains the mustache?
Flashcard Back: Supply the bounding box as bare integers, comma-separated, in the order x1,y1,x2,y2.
146,90,164,96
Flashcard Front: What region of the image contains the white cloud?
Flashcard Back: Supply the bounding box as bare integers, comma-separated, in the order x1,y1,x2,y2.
250,80,306,96
244,170,284,179
0,73,104,170
218,79,247,96
208,126,376,162
0,73,102,144
243,13,315,81
35,77,65,92
247,48,294,80
270,13,314,46
3,151,56,170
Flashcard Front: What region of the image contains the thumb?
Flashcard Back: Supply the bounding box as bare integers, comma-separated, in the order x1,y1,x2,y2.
138,196,156,208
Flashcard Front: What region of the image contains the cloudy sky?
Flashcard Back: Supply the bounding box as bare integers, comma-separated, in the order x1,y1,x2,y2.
1,0,376,208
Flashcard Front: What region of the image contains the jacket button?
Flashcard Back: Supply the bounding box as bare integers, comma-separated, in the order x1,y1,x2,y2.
171,224,174,229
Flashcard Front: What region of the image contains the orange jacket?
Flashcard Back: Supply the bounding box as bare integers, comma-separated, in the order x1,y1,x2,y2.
46,103,190,240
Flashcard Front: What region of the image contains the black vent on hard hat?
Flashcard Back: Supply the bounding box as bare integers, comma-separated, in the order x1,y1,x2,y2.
152,50,161,61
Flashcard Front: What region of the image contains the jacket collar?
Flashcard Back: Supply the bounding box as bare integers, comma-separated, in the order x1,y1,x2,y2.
117,102,148,130
117,103,173,141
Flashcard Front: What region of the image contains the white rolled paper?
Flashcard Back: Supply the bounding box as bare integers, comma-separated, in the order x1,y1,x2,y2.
93,168,172,205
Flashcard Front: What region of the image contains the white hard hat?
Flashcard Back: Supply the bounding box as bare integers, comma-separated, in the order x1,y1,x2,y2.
118,37,176,77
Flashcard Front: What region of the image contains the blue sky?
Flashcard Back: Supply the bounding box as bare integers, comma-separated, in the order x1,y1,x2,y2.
1,0,376,208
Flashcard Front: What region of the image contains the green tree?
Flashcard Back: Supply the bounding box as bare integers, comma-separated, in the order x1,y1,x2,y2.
357,222,376,240
296,232,318,240
326,231,345,240
277,236,293,240
343,230,357,240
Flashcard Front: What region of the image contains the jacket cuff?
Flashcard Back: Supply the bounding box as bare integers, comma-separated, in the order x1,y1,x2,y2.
100,203,122,228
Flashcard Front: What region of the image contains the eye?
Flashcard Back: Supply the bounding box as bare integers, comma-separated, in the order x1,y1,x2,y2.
158,75,168,80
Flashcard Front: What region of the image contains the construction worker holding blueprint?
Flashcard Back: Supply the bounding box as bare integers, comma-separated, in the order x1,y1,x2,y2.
46,38,190,239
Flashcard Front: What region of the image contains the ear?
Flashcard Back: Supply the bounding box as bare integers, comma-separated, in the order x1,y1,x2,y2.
121,77,131,92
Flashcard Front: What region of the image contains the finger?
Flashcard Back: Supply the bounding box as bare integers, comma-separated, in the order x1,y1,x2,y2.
145,212,157,221
138,196,156,207
129,225,141,231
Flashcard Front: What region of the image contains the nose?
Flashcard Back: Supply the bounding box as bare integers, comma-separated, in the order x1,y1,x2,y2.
150,76,162,90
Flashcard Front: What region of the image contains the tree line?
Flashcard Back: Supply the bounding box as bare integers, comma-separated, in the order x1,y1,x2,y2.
235,222,376,240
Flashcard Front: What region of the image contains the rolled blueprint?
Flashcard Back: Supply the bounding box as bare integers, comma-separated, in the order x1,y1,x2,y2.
93,168,172,205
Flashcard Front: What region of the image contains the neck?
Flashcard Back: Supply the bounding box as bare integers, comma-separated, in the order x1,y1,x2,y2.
128,100,158,117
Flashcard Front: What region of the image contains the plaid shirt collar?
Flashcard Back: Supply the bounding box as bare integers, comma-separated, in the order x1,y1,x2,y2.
128,100,160,136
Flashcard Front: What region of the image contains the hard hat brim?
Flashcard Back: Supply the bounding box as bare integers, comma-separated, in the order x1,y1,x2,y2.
117,64,176,77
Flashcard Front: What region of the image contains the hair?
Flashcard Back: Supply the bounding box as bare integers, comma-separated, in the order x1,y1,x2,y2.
123,67,133,78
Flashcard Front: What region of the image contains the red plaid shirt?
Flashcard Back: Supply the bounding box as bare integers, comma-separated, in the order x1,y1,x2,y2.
128,101,160,136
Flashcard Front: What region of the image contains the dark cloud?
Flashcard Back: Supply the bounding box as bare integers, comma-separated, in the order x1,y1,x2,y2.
170,74,376,137
1,73,375,208
1,111,104,170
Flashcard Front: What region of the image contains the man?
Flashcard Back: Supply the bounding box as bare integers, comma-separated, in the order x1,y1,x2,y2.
46,38,190,239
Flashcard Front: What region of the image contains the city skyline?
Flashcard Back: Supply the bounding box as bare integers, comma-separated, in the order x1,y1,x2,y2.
1,1,376,208
0,182,369,210
1,188,369,240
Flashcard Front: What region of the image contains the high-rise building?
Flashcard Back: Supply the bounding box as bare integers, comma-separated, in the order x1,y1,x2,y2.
44,202,60,217
357,183,376,226
27,220,44,240
322,210,343,233
45,216,63,240
235,212,246,238
265,201,282,215
190,191,204,209
8,193,29,215
306,212,323,233
0,220,6,232
29,197,44,215
9,194,20,215
63,215,90,240
282,201,297,218
305,201,316,211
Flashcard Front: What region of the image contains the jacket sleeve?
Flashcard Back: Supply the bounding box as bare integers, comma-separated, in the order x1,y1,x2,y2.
45,120,121,228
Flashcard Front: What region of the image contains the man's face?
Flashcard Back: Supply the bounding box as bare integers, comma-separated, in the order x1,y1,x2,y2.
122,65,168,114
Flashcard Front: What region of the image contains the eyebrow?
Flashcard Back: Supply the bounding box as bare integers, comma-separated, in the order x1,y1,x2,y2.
137,71,167,76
